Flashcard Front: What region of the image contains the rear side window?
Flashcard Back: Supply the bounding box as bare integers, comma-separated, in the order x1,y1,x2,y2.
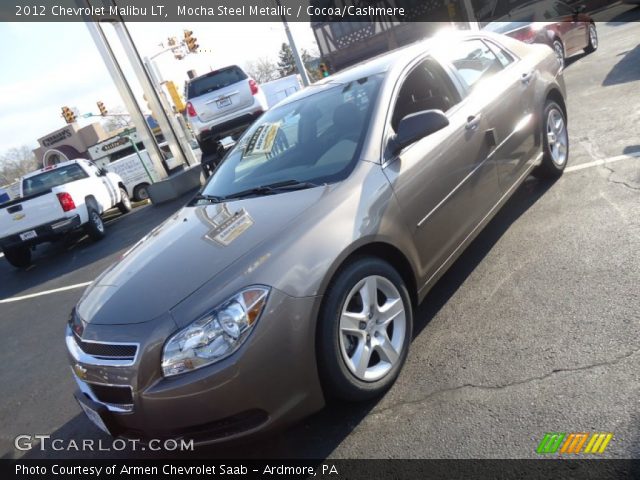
187,66,248,99
22,164,88,197
447,40,505,91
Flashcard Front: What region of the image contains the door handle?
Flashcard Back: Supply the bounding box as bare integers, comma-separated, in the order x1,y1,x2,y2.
465,114,482,131
521,71,533,84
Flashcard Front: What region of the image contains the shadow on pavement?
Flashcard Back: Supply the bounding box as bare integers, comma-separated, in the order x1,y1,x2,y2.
11,176,558,460
605,5,640,24
0,191,196,300
602,44,640,86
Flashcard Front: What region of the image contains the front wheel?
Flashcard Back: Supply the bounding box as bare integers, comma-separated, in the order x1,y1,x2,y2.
117,187,132,214
3,246,31,268
317,257,413,402
532,101,569,179
584,23,598,53
84,208,106,241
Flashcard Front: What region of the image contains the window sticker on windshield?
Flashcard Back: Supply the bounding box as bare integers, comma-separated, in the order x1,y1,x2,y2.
243,122,282,157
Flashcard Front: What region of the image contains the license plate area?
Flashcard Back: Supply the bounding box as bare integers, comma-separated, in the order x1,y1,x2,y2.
19,230,37,241
77,397,111,435
216,97,232,108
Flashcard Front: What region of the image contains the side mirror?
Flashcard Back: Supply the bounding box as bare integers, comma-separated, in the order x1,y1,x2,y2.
98,168,108,176
390,110,449,154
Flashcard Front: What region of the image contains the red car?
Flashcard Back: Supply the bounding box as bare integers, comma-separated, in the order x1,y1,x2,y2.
484,1,598,68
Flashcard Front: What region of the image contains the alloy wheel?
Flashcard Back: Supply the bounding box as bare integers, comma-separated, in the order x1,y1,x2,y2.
546,108,568,167
339,275,407,382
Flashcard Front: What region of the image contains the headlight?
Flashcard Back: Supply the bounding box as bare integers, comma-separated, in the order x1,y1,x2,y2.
162,287,269,377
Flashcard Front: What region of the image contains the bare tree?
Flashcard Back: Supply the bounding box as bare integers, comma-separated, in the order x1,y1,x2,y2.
102,106,132,133
0,146,38,185
246,57,279,84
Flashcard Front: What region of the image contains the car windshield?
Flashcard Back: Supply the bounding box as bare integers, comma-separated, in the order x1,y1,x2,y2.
22,163,88,197
200,74,383,200
187,66,247,98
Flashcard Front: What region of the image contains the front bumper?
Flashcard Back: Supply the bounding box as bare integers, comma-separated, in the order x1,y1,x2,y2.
66,289,325,444
0,214,81,249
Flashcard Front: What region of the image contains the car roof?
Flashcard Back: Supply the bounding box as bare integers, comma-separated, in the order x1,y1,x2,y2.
272,30,485,107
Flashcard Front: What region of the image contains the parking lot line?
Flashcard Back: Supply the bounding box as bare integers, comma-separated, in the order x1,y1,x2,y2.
0,282,92,304
565,152,640,173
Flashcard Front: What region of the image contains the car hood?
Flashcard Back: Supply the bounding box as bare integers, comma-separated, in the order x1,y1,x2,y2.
77,187,326,325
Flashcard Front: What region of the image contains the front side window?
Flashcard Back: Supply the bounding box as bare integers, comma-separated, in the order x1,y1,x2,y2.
200,75,383,199
23,164,89,197
392,57,461,131
447,39,505,91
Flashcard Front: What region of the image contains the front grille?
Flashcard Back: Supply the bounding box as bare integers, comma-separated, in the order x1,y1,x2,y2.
74,334,137,360
89,383,134,405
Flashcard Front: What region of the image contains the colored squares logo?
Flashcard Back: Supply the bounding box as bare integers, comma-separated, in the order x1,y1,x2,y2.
537,433,613,454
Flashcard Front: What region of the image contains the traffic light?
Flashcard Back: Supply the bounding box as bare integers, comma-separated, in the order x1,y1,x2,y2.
319,62,330,78
97,101,107,116
184,30,199,53
61,106,76,124
142,94,152,113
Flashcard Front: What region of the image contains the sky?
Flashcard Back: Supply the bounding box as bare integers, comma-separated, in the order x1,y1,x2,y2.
0,21,318,154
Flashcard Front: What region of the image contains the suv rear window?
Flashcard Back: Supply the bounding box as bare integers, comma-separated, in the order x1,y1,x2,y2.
187,66,248,99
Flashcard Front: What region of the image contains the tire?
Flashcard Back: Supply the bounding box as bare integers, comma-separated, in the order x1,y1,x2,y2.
84,208,106,241
317,257,413,402
552,39,565,70
3,246,31,268
532,101,569,179
117,187,132,214
584,23,598,54
133,184,150,202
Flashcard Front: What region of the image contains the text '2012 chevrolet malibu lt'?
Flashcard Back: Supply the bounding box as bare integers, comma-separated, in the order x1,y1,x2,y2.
67,31,568,444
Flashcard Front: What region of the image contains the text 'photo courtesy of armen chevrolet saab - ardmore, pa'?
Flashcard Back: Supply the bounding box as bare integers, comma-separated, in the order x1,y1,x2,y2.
1,0,640,478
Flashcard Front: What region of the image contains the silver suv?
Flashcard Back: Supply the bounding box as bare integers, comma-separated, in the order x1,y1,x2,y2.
186,65,268,154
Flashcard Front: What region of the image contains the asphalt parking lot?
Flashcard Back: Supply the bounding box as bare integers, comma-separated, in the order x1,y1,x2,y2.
1,8,639,460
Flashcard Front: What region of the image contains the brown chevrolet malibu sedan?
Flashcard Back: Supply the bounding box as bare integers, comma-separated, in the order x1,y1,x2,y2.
67,31,568,444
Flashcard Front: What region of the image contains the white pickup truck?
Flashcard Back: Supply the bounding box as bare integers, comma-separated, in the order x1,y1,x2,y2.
0,159,130,268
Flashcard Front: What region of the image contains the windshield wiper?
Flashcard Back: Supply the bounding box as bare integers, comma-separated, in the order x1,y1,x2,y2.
220,180,319,201
189,193,223,205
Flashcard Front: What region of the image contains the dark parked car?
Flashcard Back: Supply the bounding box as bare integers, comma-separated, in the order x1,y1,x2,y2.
484,0,598,68
67,31,568,444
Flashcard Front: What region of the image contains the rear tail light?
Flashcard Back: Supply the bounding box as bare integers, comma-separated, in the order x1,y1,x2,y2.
186,101,197,117
57,192,76,212
513,27,537,43
249,79,259,95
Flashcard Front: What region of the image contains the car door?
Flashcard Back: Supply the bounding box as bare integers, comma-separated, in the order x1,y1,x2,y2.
84,161,118,210
382,55,501,281
548,1,586,54
481,39,538,192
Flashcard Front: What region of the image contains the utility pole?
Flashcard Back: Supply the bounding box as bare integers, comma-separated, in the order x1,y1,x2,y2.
274,0,310,86
80,9,168,180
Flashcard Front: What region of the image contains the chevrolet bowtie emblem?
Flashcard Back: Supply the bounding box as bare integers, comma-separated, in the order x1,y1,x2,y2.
73,364,88,380
12,213,25,221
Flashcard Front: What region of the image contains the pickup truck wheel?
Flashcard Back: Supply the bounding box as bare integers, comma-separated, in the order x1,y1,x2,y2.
317,257,413,402
85,208,106,241
117,188,132,214
133,184,150,202
3,246,31,268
